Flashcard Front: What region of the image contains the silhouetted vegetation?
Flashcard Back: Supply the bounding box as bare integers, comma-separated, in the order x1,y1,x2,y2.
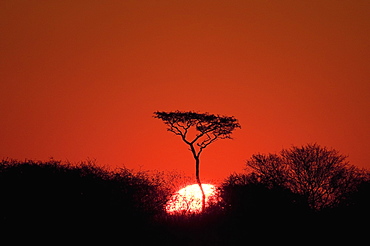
1,143,369,244
218,144,370,242
0,159,170,243
244,143,369,210
154,110,240,211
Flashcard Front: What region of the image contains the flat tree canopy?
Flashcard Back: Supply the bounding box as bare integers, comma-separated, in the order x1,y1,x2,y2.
154,110,241,212
153,111,240,153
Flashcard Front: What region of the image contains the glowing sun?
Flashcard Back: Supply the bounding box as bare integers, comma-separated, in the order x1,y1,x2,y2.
166,184,217,214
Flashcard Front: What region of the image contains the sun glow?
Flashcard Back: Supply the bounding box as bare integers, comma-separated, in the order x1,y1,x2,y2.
166,184,218,214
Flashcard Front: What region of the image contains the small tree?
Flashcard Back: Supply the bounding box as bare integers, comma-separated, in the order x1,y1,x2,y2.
154,111,241,211
247,143,367,210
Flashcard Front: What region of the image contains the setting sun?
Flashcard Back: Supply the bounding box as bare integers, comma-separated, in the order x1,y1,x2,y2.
166,184,218,214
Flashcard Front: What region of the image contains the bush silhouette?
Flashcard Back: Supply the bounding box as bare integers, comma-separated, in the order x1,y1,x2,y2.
221,173,310,223
0,159,168,243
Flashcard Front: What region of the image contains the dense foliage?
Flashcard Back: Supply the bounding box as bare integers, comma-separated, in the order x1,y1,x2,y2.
0,159,169,243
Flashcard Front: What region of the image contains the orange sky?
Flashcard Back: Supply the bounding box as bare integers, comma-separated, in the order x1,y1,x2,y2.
1,0,369,181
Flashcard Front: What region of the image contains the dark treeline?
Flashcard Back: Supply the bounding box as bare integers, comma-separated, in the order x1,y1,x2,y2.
1,144,369,244
0,159,170,243
220,144,370,244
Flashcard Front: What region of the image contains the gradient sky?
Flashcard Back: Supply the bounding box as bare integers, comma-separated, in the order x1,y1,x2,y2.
1,0,369,181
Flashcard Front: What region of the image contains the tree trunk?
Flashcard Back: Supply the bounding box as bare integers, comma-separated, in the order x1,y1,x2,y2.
189,143,206,212
195,156,206,212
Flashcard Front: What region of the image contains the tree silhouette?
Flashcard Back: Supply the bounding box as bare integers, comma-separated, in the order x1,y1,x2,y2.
246,143,367,210
154,111,241,211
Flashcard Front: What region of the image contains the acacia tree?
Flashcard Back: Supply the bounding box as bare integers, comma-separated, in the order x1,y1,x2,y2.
154,111,241,211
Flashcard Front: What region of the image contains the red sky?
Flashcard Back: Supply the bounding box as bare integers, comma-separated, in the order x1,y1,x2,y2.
1,0,369,181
